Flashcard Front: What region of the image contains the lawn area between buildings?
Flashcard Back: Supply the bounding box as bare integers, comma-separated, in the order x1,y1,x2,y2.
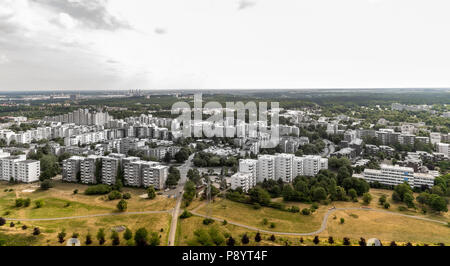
182,188,449,246
0,181,175,246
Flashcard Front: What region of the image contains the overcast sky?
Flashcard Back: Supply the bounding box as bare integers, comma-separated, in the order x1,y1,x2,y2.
1,0,450,91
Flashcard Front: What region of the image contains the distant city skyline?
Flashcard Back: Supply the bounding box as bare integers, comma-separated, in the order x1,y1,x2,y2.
1,0,450,91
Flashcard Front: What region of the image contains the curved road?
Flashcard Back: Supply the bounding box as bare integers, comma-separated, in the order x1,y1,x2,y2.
5,210,172,222
191,205,448,236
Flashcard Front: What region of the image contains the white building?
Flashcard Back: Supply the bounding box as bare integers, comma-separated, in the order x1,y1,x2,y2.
142,164,169,189
257,155,276,182
14,160,40,183
62,156,84,182
355,164,435,188
275,153,294,183
230,172,254,192
436,143,449,158
80,155,100,184
238,159,258,187
430,132,442,145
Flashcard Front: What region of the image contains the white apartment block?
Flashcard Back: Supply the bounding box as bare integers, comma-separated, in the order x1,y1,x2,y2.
142,164,169,189
436,143,449,158
257,155,276,182
80,155,100,184
355,164,435,188
14,160,40,183
0,153,40,183
101,157,119,185
275,153,294,183
253,154,328,183
62,156,84,182
238,159,258,187
231,172,254,192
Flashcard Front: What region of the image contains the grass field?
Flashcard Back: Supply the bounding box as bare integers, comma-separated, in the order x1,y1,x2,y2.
0,181,175,246
183,188,450,245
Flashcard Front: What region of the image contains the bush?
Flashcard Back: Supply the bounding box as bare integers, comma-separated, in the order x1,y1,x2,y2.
311,202,319,210
108,190,122,201
241,234,249,245
383,202,390,209
22,225,27,230
147,186,156,200
10,222,14,227
340,218,345,224
398,206,408,212
117,199,127,212
180,210,193,219
203,218,215,225
0,217,5,226
73,189,78,194
362,193,372,204
269,235,276,241
270,223,276,228
122,192,131,199
253,203,261,210
35,200,44,209
85,233,93,245
84,184,112,195
33,227,40,235
123,228,133,241
15,198,25,207
301,208,311,215
343,237,350,246
287,206,300,213
313,236,320,245
40,180,53,190
24,198,31,207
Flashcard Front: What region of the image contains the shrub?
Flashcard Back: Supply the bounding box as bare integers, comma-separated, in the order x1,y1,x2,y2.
287,206,300,213
340,218,345,224
383,202,390,209
398,206,408,212
359,238,367,246
343,237,350,246
122,192,131,199
58,229,67,243
40,180,53,190
35,200,44,209
85,233,93,245
0,217,5,226
253,203,261,210
203,218,215,225
15,198,25,207
24,198,31,207
241,234,249,245
301,208,311,215
108,190,122,200
328,236,334,244
180,210,193,219
123,228,133,241
73,189,78,194
311,202,319,210
84,184,112,195
10,222,14,227
270,222,276,228
33,227,41,236
269,235,276,241
117,199,127,212
313,236,320,245
226,236,235,246
72,233,79,239
22,225,27,230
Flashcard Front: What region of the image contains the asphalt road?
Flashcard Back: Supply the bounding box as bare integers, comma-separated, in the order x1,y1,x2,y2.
167,153,195,246
191,205,448,236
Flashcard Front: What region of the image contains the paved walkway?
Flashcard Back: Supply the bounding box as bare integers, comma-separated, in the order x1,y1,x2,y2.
191,205,448,236
5,210,172,222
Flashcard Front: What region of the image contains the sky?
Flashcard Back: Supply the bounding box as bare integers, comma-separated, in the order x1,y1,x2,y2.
1,0,450,91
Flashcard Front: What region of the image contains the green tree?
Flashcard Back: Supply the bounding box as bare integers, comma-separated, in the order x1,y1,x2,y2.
97,228,106,245
123,228,133,241
149,232,160,246
147,186,156,200
111,231,120,246
134,228,149,246
362,193,373,204
117,199,127,212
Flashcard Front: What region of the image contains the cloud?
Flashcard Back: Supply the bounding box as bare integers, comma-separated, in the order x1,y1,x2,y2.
237,0,256,10
154,28,167,35
32,0,131,30
0,55,9,64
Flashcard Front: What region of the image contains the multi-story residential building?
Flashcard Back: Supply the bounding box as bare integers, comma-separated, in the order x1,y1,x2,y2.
80,155,100,184
14,160,40,183
238,159,258,187
142,164,169,189
230,172,254,192
436,143,449,158
302,155,328,177
354,164,435,188
0,154,26,181
62,156,84,182
275,153,294,183
430,132,442,145
257,155,275,182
